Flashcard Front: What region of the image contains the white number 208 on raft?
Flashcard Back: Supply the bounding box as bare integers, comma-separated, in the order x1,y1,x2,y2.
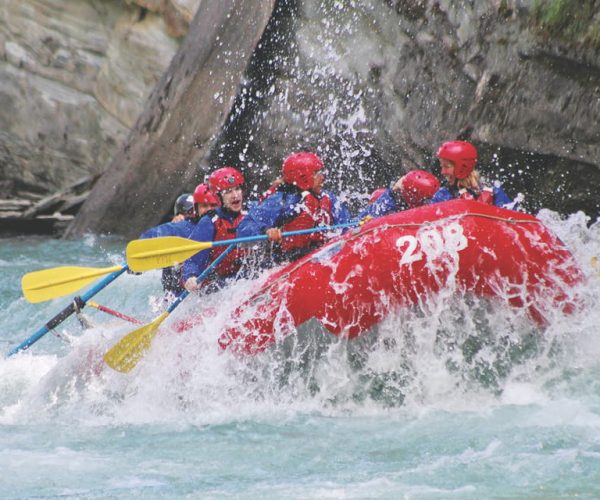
395,221,469,265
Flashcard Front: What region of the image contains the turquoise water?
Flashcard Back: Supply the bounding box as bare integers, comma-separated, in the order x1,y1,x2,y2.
2,212,600,499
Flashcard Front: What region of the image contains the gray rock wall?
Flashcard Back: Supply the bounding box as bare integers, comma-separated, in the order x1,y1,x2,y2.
0,0,198,196
65,0,277,238
210,0,600,216
3,0,600,237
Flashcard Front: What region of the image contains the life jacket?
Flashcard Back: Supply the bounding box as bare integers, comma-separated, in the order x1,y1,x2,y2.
210,210,246,277
458,186,494,205
280,191,332,253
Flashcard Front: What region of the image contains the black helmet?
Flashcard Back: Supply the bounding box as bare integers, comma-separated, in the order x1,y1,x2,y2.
174,193,194,217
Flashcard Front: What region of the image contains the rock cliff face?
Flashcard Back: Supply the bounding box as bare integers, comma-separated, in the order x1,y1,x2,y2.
2,0,599,237
0,0,199,197
65,0,277,238
208,0,600,218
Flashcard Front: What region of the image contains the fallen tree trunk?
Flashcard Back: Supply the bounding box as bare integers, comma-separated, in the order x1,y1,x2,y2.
66,0,276,239
0,176,96,236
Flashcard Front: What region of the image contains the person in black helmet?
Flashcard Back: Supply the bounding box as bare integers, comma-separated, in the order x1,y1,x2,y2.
171,193,195,223
139,193,197,240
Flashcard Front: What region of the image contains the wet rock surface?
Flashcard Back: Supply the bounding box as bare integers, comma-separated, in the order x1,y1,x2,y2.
0,0,199,199
1,1,599,236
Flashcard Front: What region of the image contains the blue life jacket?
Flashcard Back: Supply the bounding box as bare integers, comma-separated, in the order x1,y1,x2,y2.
430,182,514,209
237,186,351,262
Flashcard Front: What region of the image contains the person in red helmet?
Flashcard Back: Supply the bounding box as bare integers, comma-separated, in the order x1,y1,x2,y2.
430,140,514,207
192,182,220,217
237,151,351,263
357,169,440,220
368,187,388,205
141,184,219,241
183,167,247,291
397,170,441,208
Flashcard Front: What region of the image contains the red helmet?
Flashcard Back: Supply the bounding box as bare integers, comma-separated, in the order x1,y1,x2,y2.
368,187,387,204
282,152,324,191
193,183,219,206
436,141,477,180
398,169,440,208
208,167,244,194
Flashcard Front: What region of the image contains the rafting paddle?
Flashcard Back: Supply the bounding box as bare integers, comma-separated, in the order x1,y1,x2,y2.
22,265,126,303
103,245,235,373
126,222,358,272
592,256,600,276
87,301,142,324
7,266,128,357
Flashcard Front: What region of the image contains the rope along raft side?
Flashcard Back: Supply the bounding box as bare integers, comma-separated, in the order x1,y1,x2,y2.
215,199,584,355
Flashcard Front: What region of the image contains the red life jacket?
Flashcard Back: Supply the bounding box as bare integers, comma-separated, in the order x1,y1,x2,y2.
210,211,246,277
458,186,494,205
280,191,332,252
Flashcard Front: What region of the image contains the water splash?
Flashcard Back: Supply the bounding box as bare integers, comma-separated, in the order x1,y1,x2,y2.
1,208,600,428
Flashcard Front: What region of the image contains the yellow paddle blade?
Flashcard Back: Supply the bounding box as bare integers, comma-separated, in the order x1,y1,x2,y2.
21,265,123,303
103,312,169,373
126,236,213,272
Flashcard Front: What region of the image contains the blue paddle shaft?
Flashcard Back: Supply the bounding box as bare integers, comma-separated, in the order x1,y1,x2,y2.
166,244,235,315
7,266,128,357
9,223,349,357
208,221,358,248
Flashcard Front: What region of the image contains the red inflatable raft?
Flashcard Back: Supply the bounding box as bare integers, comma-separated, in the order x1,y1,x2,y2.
218,200,584,355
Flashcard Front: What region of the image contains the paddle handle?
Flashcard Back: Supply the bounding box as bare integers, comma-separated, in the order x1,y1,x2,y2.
7,266,127,357
166,243,235,313
209,221,358,248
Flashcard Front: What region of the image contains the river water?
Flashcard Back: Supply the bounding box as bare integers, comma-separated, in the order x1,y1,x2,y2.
2,211,600,498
